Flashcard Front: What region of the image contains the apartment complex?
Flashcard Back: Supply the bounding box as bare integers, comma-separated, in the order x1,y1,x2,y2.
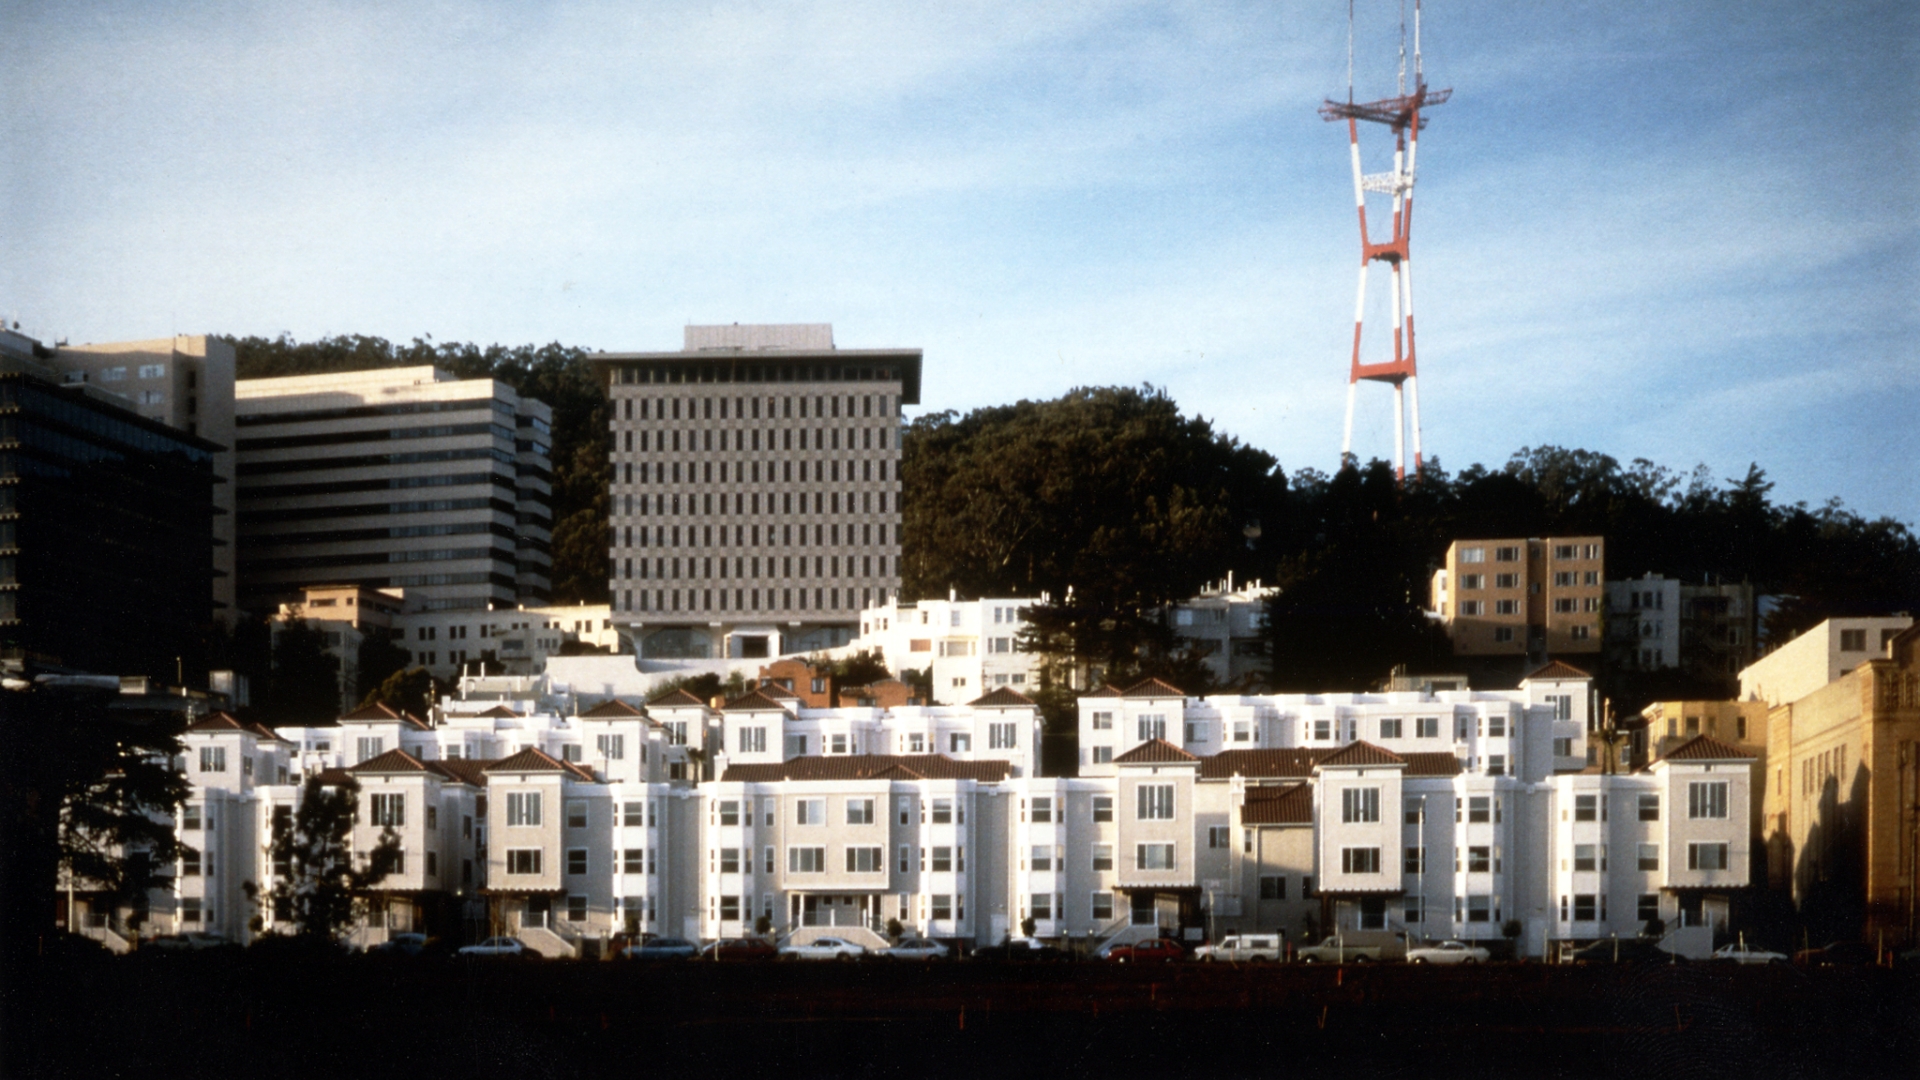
1606,574,1764,677
234,367,553,615
1431,536,1604,660
0,333,221,678
1739,615,1913,708
850,594,1046,703
44,335,238,623
1761,622,1920,942
596,324,920,662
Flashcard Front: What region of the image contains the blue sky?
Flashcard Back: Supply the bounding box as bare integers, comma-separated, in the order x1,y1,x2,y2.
4,1,1915,522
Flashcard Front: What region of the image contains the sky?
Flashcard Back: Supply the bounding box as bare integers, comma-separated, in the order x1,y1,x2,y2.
4,1,1916,524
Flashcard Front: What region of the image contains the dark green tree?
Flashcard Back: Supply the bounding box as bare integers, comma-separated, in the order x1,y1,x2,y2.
264,619,341,725
249,774,400,943
354,633,413,704
359,667,439,717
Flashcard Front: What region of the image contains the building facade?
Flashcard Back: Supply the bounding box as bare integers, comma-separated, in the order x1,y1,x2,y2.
596,324,920,662
1740,615,1913,708
1431,536,1604,662
234,367,552,615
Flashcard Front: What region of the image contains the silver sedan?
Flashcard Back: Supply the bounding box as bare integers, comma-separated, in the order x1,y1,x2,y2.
1406,940,1490,965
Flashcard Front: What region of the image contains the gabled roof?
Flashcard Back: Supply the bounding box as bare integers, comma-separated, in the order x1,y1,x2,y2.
313,767,356,787
1112,738,1199,765
580,698,646,719
1199,748,1322,780
1659,734,1756,762
185,711,280,741
1241,783,1314,826
722,689,794,713
1121,677,1187,699
1522,660,1592,682
349,748,431,775
474,705,520,719
483,747,593,780
719,754,1011,784
1316,741,1407,769
435,758,493,787
1400,752,1464,778
759,683,802,700
1080,685,1124,699
967,687,1035,708
646,688,707,708
337,702,431,729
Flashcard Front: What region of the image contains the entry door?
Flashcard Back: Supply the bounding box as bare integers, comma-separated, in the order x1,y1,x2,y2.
1131,892,1157,926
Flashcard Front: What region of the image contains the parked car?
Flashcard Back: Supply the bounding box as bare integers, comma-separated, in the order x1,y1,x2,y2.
1569,939,1686,965
1406,940,1490,965
972,938,1071,962
1295,931,1409,963
1105,938,1187,964
1711,942,1789,965
457,936,529,959
144,932,240,952
881,937,950,961
622,937,698,961
1793,941,1878,967
701,938,779,962
779,936,867,961
1192,934,1284,963
370,933,429,957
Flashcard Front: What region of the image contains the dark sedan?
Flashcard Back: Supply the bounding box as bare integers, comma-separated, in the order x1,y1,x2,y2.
1569,939,1687,965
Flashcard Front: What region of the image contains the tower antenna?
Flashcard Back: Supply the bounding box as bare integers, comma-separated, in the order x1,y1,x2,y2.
1320,0,1449,482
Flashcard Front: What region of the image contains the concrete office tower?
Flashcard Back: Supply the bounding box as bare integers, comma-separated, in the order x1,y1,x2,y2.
45,335,238,625
234,367,553,615
595,324,921,661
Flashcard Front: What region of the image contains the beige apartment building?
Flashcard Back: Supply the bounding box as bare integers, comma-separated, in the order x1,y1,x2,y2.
595,324,920,662
1432,536,1604,659
235,367,553,615
1739,615,1914,708
50,335,238,623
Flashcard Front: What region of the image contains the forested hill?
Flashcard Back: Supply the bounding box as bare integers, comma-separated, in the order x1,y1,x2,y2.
228,335,1920,674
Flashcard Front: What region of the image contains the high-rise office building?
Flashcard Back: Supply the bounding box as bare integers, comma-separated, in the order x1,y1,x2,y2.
40,335,238,625
234,367,552,614
595,324,920,660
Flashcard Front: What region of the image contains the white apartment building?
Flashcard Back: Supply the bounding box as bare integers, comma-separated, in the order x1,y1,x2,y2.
1738,615,1914,707
235,366,553,615
849,594,1046,703
1164,578,1275,687
597,324,920,662
1606,574,1682,671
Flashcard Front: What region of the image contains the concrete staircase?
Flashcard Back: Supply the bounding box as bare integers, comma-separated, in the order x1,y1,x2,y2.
518,925,576,959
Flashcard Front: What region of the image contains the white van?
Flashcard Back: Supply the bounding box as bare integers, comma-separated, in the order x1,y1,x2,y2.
1192,934,1284,963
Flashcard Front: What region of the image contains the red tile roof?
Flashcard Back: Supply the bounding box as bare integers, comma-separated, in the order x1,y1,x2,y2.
1080,685,1124,699
1522,660,1592,681
1199,748,1323,779
719,754,1012,783
340,702,405,723
1241,783,1314,825
1400,752,1465,778
1112,738,1200,764
580,698,646,718
349,748,431,774
967,687,1035,708
434,758,493,786
1316,741,1407,769
483,747,583,777
1659,734,1756,762
646,688,708,707
1121,677,1187,699
723,689,795,713
475,705,520,718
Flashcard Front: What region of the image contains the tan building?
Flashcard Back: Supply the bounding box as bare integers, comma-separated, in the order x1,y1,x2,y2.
1739,615,1914,708
1432,536,1604,659
1762,623,1920,944
50,335,237,624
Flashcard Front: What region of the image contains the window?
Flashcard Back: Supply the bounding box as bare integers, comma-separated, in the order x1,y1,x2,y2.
623,849,645,874
1574,795,1598,822
1137,714,1166,741
931,846,953,872
1342,787,1380,823
1467,846,1491,873
1207,826,1231,850
718,800,740,826
1638,894,1660,921
623,801,646,827
1092,892,1115,920
845,798,874,825
354,738,383,764
1495,599,1519,615
1092,796,1113,822
1839,628,1866,651
1091,711,1113,730
830,734,849,754
596,734,625,760
1637,794,1660,822
181,897,202,923
1030,797,1053,823
1459,574,1483,589
795,798,825,825
1341,847,1380,874
931,798,953,824
717,847,740,873
1417,716,1439,739
1687,843,1729,871
1091,844,1113,871
1465,895,1492,922
1379,717,1403,739
1030,845,1053,871
1312,718,1332,741
1091,747,1113,764
1487,755,1506,776
949,733,971,753
1468,797,1491,824
737,727,766,753
1688,782,1728,820
1136,843,1175,870
1572,894,1598,922
1493,627,1515,643
180,847,202,876
1460,547,1485,564
1554,737,1574,758
1573,844,1598,872
182,804,202,831
566,800,588,828
1637,844,1660,871
507,792,542,827
1495,573,1519,589
200,747,227,772
1495,546,1520,562
1136,784,1174,820
567,848,588,875
931,895,953,920
985,722,1020,750
507,849,542,875
370,793,405,827
787,847,826,873
1404,846,1424,874
1259,875,1286,900
1028,893,1053,920
717,895,740,922
845,846,883,873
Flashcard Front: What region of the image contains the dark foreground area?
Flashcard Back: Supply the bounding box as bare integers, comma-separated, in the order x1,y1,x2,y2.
5,954,1916,1079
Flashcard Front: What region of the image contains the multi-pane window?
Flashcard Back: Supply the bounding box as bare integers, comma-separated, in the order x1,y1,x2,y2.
1091,711,1113,731
717,800,740,826
1404,846,1424,874
370,793,405,827
1342,787,1380,824
1637,894,1660,921
1136,784,1174,820
1030,845,1053,871
1574,795,1598,822
930,895,953,920
845,847,883,873
1259,875,1286,900
1341,847,1380,874
1572,894,1599,921
1136,843,1175,870
1637,844,1660,871
182,804,203,831
1092,796,1114,822
1030,797,1052,824
1379,718,1403,739
846,798,874,825
623,801,646,827
1417,717,1440,739
506,849,541,875
988,723,1017,749
1207,826,1231,850
567,848,588,875
1030,894,1053,920
1312,719,1332,741
1468,797,1492,824
199,747,227,773
566,800,588,828
623,849,646,874
1091,892,1115,920
180,847,202,877
1687,843,1730,871
795,799,825,825
506,792,542,827
931,846,953,872
1638,795,1660,821
787,847,826,873
1687,782,1728,820
353,738,382,765
596,734,625,760
1573,844,1598,872
1137,714,1166,741
1091,844,1113,871
737,727,766,753
1467,846,1492,873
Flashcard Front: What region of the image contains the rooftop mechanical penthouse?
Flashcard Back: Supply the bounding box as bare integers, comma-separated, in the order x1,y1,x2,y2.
594,325,922,661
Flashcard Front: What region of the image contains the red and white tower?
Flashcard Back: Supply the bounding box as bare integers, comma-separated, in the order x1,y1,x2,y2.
1321,0,1448,481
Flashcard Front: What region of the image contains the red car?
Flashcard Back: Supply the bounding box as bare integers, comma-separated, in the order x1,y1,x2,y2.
1105,938,1187,964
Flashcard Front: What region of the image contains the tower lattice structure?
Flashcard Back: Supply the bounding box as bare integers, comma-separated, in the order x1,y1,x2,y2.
1321,0,1448,481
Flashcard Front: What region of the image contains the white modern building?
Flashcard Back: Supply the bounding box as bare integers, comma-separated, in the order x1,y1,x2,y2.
1606,574,1682,671
848,594,1047,703
1738,615,1913,707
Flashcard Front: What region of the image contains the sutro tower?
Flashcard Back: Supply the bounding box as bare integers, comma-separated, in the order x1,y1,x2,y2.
1321,0,1449,481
